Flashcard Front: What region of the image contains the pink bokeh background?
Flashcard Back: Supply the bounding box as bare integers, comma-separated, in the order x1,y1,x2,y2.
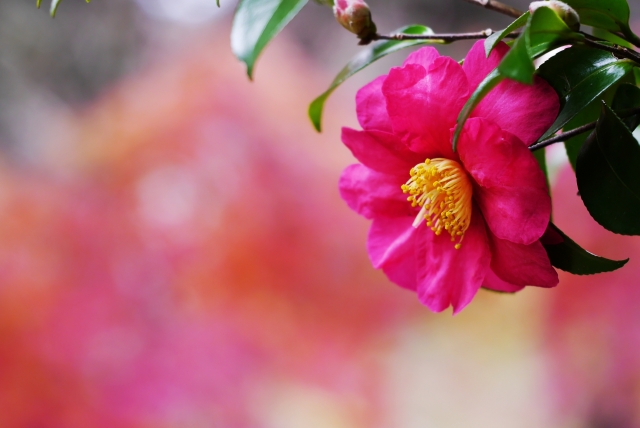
0,1,639,426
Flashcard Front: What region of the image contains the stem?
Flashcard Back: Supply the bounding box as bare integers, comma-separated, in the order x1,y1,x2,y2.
582,38,640,65
461,0,523,19
529,107,640,151
374,29,519,42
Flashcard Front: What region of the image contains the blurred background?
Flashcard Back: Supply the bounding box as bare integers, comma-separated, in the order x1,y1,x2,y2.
0,0,640,426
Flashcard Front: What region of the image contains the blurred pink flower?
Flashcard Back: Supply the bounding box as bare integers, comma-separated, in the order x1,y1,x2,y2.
339,41,560,313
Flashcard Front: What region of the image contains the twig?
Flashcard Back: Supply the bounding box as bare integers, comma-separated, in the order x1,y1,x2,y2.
582,37,640,65
529,107,640,151
374,29,519,42
461,0,523,19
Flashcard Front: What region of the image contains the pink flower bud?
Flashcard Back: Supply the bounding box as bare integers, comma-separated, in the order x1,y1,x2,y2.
529,0,580,31
333,0,377,42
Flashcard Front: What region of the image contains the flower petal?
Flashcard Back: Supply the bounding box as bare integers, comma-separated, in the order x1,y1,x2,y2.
403,46,441,68
367,216,418,291
464,41,560,145
382,57,469,158
356,75,392,133
489,234,559,288
458,117,551,245
415,209,491,314
462,40,510,92
482,269,525,293
341,127,423,176
339,164,413,219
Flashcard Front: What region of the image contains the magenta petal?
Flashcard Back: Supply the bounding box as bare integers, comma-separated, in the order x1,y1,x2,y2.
489,234,559,288
482,269,525,293
462,40,509,92
367,217,418,291
382,57,469,158
464,41,560,145
339,164,413,219
356,75,392,133
402,46,441,68
458,117,551,245
341,127,423,176
415,209,491,314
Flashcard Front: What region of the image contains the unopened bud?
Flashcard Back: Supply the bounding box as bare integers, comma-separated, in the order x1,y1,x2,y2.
334,0,377,43
529,0,580,31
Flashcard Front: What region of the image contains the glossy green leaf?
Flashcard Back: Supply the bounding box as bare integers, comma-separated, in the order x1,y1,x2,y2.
543,223,628,274
309,25,436,132
484,12,529,57
612,82,640,130
498,7,579,84
497,27,534,84
451,69,504,150
563,0,628,32
537,45,634,139
231,0,308,79
577,103,640,235
563,98,601,171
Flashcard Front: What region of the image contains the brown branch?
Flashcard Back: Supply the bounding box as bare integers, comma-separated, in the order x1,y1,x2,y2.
529,107,640,151
582,37,640,65
461,0,523,19
374,29,519,43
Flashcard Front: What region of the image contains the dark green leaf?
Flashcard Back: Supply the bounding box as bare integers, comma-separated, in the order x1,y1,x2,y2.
217,0,220,6
563,0,629,32
563,98,601,170
528,6,580,56
309,25,436,132
484,12,529,57
497,28,534,84
451,69,504,150
231,0,308,79
497,7,580,84
537,45,634,139
577,102,640,235
543,223,628,274
612,82,640,130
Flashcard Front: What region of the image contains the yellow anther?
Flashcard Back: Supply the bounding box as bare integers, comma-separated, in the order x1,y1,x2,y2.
402,158,473,249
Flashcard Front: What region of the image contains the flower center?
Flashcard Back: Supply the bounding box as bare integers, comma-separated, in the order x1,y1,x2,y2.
401,158,473,249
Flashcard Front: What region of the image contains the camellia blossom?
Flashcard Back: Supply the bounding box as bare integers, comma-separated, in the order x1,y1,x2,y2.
339,41,560,313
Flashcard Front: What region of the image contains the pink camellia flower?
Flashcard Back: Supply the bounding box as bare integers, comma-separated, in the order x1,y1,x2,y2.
339,41,560,313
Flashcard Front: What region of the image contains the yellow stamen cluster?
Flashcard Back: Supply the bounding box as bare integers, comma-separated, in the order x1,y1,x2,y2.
401,158,473,249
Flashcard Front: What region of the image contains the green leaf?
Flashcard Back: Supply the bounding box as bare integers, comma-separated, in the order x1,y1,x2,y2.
563,0,629,32
612,82,640,130
36,0,42,8
497,7,580,85
577,102,640,235
50,0,62,17
231,0,308,79
592,27,634,49
543,223,628,274
537,45,634,139
308,25,436,132
217,0,220,6
497,27,534,84
484,12,529,57
451,69,504,150
563,98,601,171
